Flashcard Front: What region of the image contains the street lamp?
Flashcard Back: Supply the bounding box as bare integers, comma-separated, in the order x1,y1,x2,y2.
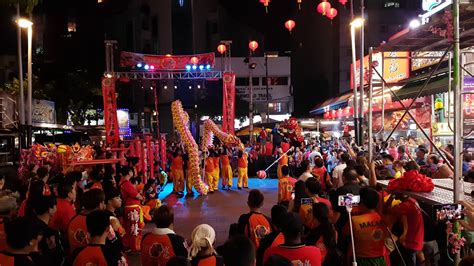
409,19,421,29
350,17,363,145
17,18,33,147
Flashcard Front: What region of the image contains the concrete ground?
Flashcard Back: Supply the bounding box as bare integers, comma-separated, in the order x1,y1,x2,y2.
128,177,278,265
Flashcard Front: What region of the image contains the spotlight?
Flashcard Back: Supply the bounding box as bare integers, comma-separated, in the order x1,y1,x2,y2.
150,65,155,70
150,86,153,90
249,63,257,69
192,65,197,70
174,85,178,89
409,19,421,29
144,64,150,70
186,65,191,71
136,63,142,68
206,64,211,70
188,85,192,89
164,85,168,89
197,85,201,89
199,65,204,70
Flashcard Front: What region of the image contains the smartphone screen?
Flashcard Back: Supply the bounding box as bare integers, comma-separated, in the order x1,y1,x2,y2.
338,194,360,207
434,204,464,221
301,198,313,206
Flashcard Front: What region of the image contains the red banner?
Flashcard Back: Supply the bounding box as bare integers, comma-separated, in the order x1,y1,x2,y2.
159,134,166,170
222,72,236,135
102,78,120,147
120,51,215,70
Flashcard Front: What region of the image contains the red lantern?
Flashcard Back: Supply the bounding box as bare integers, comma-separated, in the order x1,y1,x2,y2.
326,8,338,20
323,112,329,119
317,0,331,15
260,0,270,12
217,44,227,55
336,108,343,118
331,110,336,119
284,20,296,33
190,56,199,64
249,41,259,52
339,0,348,5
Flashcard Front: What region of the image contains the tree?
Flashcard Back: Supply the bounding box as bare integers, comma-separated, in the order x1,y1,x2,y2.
3,0,41,14
54,72,102,125
0,75,54,100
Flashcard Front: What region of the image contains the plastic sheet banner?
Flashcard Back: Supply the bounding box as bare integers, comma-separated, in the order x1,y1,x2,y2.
120,51,215,70
222,72,236,134
102,77,120,147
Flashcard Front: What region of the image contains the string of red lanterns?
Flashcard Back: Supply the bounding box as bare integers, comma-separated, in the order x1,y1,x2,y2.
249,41,259,52
284,20,296,33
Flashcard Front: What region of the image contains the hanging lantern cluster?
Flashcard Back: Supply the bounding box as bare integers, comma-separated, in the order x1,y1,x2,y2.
317,0,339,20
339,0,348,5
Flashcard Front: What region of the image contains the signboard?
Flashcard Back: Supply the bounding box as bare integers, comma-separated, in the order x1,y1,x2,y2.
222,72,236,134
411,51,445,71
235,87,289,102
117,109,131,137
422,0,446,11
420,0,452,24
464,77,474,135
32,99,56,124
350,51,409,89
120,51,215,70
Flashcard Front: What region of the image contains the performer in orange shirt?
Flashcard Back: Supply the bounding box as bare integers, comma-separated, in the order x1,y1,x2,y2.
277,148,288,179
220,149,233,190
205,153,217,193
170,149,185,194
277,166,296,207
211,152,220,191
237,150,249,189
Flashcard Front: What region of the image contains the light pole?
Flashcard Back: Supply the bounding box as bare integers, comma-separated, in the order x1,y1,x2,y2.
359,0,365,145
248,40,259,144
17,18,33,147
350,18,364,145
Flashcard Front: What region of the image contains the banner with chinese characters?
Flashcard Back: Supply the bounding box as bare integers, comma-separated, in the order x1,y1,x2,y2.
120,51,215,70
102,77,120,147
160,134,167,169
222,72,236,134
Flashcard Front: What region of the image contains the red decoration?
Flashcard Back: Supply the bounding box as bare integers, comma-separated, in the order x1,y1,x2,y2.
285,20,296,33
326,8,338,20
323,112,329,119
317,0,331,15
249,41,259,52
190,56,199,65
339,0,348,5
217,44,227,55
387,170,435,192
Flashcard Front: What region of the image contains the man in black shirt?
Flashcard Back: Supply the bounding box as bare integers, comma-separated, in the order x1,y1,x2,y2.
256,204,287,266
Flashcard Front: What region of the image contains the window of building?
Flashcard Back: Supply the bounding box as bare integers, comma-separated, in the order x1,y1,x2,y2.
236,77,259,86
67,22,76,33
253,77,259,86
262,77,289,86
384,1,400,8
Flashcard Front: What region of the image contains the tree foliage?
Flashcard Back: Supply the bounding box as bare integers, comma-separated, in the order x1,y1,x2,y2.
2,0,41,14
0,76,54,100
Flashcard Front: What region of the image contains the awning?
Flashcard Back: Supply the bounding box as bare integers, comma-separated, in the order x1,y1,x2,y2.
394,72,449,100
310,93,352,115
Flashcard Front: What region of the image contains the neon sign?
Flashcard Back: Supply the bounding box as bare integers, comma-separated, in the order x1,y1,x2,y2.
419,0,452,24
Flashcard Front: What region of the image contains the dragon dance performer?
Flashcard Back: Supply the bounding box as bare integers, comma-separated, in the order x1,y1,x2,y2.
205,153,217,193
220,148,233,190
237,150,249,189
277,148,288,179
170,149,185,194
119,166,145,252
212,151,220,191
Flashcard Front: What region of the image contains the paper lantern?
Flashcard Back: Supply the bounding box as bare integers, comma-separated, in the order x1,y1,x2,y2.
260,0,270,12
339,0,348,5
317,0,331,15
217,44,227,55
297,0,302,9
327,8,338,20
285,20,296,33
249,40,259,52
331,109,336,119
336,108,343,118
190,56,199,65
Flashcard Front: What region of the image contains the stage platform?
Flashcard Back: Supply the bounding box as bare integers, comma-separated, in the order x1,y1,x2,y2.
377,179,474,205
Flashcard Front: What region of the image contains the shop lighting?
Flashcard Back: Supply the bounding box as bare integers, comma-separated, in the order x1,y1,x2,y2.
409,19,421,29
350,18,364,28
320,121,340,125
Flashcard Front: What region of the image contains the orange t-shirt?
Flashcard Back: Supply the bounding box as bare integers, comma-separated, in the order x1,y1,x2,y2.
205,158,215,173
278,155,288,166
171,156,183,170
141,234,175,266
278,176,297,202
238,154,248,168
220,155,230,166
67,213,88,254
350,212,386,258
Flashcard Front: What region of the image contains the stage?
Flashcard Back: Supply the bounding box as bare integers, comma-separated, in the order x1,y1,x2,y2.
153,177,278,245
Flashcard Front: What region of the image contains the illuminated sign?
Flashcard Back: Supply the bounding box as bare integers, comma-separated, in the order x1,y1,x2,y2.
411,51,445,71
419,0,452,24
